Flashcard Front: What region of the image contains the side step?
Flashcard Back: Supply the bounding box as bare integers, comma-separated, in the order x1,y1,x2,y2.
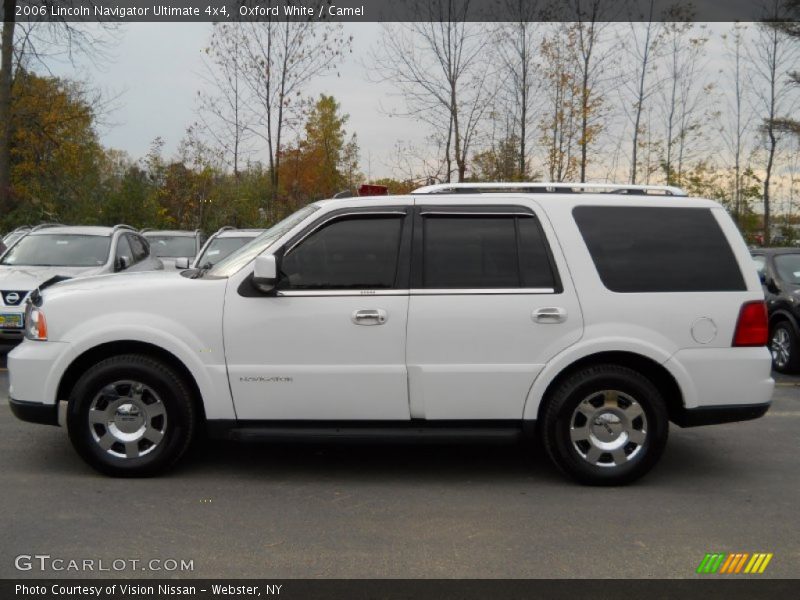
208,420,528,445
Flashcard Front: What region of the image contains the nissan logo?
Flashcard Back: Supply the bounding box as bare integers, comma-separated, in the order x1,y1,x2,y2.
4,292,20,305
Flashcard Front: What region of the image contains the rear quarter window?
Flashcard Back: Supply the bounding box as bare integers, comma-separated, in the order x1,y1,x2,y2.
573,206,746,293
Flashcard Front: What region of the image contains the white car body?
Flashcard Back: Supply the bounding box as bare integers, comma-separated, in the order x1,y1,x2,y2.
7,185,774,483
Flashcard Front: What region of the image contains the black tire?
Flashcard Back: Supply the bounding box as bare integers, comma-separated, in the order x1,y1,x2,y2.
541,364,669,486
770,321,800,374
67,354,196,477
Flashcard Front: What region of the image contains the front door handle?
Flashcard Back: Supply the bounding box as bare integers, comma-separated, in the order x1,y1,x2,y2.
352,309,387,325
533,307,567,324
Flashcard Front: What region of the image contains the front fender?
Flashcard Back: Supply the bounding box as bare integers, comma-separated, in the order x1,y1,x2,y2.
46,316,235,420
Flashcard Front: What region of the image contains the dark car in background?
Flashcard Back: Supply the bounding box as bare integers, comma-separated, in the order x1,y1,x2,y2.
751,248,800,373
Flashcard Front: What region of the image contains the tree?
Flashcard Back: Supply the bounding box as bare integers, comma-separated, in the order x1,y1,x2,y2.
749,0,800,245
0,0,119,214
371,0,493,182
278,95,362,206
472,134,532,181
494,2,546,179
5,69,106,227
232,16,351,206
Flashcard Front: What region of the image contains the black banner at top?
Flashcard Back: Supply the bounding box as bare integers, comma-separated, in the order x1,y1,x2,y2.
8,0,800,23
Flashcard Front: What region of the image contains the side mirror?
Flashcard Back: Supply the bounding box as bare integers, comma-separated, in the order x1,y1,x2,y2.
175,257,190,270
115,256,131,272
766,277,780,294
253,254,278,293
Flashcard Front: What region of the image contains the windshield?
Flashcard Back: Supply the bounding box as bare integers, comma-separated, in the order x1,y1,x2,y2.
0,234,111,267
146,235,196,258
775,253,800,285
196,236,258,268
208,205,319,278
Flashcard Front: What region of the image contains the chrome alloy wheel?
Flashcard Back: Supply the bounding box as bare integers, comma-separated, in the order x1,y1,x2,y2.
569,390,648,468
771,328,791,369
88,381,167,459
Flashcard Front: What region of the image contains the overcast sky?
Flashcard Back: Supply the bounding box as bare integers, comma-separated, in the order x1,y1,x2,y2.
49,23,423,179
47,22,739,182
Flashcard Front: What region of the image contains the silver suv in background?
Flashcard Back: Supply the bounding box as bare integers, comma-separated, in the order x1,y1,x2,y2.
141,229,205,270
176,227,265,270
0,224,162,343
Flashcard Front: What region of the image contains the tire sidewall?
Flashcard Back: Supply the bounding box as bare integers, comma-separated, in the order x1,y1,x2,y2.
545,367,669,485
67,356,194,476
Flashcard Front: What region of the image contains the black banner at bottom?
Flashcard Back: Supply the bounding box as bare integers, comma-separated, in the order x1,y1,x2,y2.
2,579,799,600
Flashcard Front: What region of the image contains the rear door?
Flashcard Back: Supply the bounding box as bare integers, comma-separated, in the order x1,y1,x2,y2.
405,204,583,420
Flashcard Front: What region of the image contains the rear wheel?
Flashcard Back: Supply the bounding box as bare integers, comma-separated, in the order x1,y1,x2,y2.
67,354,196,476
541,364,669,486
770,322,800,374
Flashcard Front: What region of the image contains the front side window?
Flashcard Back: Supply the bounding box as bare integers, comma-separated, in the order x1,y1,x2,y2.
279,214,404,290
574,206,746,293
0,235,111,267
421,214,556,289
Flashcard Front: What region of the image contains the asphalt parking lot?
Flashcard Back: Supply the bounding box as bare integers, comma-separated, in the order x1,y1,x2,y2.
0,349,798,579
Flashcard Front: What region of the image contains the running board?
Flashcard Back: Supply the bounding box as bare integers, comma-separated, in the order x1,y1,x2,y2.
208,420,528,444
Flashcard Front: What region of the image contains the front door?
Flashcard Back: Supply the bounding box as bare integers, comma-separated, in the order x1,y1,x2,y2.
224,206,413,421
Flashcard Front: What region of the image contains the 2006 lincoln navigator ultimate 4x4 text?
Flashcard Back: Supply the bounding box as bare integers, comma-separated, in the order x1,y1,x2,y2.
8,183,774,485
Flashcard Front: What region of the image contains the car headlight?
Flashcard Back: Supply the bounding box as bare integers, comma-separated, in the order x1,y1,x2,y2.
24,303,48,341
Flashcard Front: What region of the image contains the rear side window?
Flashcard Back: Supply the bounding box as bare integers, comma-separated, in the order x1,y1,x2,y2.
422,214,557,289
573,206,745,293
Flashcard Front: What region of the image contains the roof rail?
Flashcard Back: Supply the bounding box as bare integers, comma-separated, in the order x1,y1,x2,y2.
31,222,65,231
411,182,688,197
214,226,237,235
139,228,153,234
112,224,136,232
10,225,32,233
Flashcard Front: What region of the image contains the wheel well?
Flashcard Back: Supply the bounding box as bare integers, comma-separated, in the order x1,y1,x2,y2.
57,341,206,422
536,351,684,423
769,312,798,333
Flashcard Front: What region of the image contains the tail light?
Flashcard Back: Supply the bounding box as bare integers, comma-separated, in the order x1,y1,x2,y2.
732,301,768,347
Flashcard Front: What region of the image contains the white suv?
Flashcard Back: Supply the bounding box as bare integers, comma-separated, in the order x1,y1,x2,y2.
7,183,774,484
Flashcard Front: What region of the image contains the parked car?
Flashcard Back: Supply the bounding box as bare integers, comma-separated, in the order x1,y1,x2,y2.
0,225,162,344
750,248,800,373
177,227,265,270
8,183,773,485
2,226,32,249
141,229,205,270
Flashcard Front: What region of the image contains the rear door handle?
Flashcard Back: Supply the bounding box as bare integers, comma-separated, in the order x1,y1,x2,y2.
533,307,567,324
352,309,387,325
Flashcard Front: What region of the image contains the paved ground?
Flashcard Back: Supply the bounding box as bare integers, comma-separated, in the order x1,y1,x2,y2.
0,349,798,579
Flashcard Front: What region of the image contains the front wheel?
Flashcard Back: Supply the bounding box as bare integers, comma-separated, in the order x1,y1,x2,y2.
67,354,196,477
770,322,800,374
541,364,669,486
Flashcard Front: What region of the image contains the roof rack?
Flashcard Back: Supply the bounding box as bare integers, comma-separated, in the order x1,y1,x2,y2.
411,182,688,197
213,226,237,236
112,224,136,232
31,222,65,231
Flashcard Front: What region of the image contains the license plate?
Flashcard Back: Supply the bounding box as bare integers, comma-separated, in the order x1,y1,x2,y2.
0,312,23,329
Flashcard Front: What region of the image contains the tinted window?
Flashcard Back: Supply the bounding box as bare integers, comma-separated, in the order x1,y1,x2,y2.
280,214,403,289
1,234,111,267
573,207,746,292
424,216,518,288
128,235,148,263
422,215,556,289
519,217,557,288
774,253,800,285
